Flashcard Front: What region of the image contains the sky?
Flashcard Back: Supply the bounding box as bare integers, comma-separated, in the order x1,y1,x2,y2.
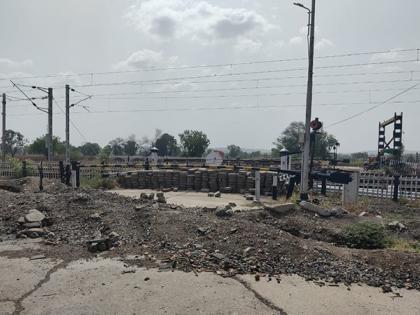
1,0,420,153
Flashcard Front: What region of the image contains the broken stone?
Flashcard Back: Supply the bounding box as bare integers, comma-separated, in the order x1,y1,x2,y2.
211,252,226,260
208,192,215,197
215,206,233,217
89,213,101,220
243,247,254,256
148,193,155,200
134,204,149,211
228,202,237,208
23,228,45,239
214,191,221,198
23,222,42,228
17,216,25,224
264,203,295,215
24,209,45,223
331,207,349,217
197,227,208,235
156,192,164,198
388,221,407,231
86,238,111,253
300,201,333,217
245,195,254,201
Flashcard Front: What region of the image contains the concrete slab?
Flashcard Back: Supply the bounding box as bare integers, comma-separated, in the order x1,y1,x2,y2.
238,274,420,315
0,301,15,315
111,189,274,209
0,256,61,301
21,258,276,315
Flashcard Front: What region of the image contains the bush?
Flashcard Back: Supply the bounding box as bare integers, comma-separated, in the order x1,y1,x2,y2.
81,176,116,190
8,158,36,178
342,222,386,249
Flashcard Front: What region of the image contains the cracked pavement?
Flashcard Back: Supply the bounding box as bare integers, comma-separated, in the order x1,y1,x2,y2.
1,239,420,315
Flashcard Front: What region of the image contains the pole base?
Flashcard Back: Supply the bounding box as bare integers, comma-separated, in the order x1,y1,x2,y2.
300,192,309,201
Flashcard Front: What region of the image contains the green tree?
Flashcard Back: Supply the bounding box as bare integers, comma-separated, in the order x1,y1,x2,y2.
272,121,338,160
108,138,125,155
99,145,112,161
123,135,138,156
179,130,210,157
155,133,179,156
3,129,26,157
227,145,242,159
79,142,101,156
27,136,66,155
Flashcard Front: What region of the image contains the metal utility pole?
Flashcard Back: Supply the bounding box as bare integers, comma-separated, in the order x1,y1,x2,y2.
47,88,53,161
294,0,316,200
2,93,6,160
65,84,70,163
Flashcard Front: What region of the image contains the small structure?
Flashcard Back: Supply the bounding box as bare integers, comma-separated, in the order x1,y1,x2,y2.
205,150,224,166
149,147,159,165
280,148,291,171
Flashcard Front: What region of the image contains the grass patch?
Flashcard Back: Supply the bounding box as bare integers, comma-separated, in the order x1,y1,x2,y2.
387,237,420,253
81,176,116,190
342,222,386,249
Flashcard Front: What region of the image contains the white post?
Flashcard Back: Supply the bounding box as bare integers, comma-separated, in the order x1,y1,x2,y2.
255,170,261,202
342,172,360,206
280,148,290,170
71,170,77,188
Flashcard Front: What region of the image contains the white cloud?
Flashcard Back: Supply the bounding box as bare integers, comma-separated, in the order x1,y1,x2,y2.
234,38,262,54
289,36,303,45
315,38,333,50
0,58,33,69
126,0,273,44
113,49,178,70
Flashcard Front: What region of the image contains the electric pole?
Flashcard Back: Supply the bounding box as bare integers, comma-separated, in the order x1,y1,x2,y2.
295,0,316,200
2,93,6,160
47,88,53,162
65,84,70,163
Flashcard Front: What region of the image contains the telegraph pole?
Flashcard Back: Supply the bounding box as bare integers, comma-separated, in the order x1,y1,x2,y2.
47,88,53,161
295,0,316,200
2,93,6,160
65,84,70,163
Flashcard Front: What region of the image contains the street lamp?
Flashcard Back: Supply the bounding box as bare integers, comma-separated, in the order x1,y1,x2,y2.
294,0,316,201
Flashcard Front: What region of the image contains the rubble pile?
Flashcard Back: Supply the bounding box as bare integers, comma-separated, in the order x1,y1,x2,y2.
0,184,419,292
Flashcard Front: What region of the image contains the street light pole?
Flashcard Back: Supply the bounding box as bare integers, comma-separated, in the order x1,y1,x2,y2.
295,0,316,200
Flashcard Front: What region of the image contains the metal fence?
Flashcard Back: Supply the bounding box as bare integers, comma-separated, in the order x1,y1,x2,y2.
1,161,419,200
313,171,420,200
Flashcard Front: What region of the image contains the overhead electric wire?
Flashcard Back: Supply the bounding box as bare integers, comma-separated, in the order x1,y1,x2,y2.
53,98,88,141
73,58,419,88
10,80,48,113
326,82,420,128
0,48,418,82
8,99,420,116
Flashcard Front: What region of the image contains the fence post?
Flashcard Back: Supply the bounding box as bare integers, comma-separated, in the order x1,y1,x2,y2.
393,175,400,202
59,161,65,183
65,164,71,186
22,160,27,177
255,170,261,202
38,161,43,191
321,178,327,196
342,172,360,206
71,161,80,188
